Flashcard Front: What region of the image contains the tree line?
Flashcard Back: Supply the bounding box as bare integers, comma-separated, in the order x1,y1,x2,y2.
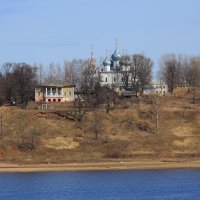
159,54,200,94
119,54,153,94
0,63,37,106
0,59,100,106
1,53,200,106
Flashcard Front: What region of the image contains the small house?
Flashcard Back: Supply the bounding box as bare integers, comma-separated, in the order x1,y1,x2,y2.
35,83,75,103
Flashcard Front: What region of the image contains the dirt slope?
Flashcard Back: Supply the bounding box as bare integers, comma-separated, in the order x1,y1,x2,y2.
1,88,200,164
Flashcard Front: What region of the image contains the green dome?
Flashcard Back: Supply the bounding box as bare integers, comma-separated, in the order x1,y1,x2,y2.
103,57,111,66
111,49,121,61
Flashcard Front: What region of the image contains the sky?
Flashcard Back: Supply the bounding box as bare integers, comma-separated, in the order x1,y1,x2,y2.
0,0,200,74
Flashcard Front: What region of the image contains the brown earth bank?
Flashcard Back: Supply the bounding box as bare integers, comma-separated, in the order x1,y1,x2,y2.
1,88,200,167
1,159,200,173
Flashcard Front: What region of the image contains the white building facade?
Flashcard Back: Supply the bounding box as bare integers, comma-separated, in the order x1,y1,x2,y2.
143,80,168,95
98,45,168,95
100,47,125,90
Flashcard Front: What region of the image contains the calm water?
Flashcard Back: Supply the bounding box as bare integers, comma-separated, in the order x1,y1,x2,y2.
0,169,200,200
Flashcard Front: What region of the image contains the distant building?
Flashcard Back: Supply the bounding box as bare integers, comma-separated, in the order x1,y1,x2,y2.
35,83,75,103
143,80,168,95
100,44,124,89
91,40,168,96
152,80,168,94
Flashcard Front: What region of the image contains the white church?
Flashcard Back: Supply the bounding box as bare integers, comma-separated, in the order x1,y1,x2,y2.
98,42,128,91
100,48,123,88
91,41,168,95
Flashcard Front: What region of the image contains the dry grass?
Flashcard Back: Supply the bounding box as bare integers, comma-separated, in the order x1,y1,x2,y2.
1,87,200,163
44,137,79,150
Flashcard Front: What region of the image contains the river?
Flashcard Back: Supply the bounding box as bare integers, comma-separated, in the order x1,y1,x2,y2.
0,169,200,200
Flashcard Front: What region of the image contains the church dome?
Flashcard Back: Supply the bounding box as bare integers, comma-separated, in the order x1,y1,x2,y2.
111,49,121,61
103,57,111,66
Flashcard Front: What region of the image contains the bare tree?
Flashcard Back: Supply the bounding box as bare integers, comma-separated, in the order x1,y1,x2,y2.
33,63,44,84
129,54,143,95
119,55,131,90
13,63,38,106
185,61,194,92
149,95,163,133
80,60,100,97
137,55,153,94
119,54,153,95
68,93,86,122
90,112,102,139
1,63,13,77
0,63,37,105
17,115,39,150
63,59,84,86
176,55,190,88
104,89,117,114
1,63,15,101
39,63,45,84
0,73,5,105
47,62,57,82
159,54,179,94
46,62,64,83
55,63,63,82
190,57,200,103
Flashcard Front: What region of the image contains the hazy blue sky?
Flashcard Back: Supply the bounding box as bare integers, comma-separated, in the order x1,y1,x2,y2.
0,0,200,72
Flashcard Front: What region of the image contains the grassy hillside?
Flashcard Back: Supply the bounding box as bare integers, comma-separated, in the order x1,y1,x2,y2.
1,88,200,164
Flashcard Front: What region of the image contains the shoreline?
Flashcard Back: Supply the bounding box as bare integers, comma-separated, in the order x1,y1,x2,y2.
1,159,200,173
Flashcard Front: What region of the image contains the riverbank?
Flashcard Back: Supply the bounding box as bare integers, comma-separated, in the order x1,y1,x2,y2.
1,89,200,167
1,159,200,173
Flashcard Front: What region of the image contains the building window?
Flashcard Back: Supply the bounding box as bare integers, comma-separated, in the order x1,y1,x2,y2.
52,88,56,95
69,91,71,96
114,78,116,82
38,92,40,96
58,88,61,95
64,92,66,96
47,88,50,95
105,77,107,82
